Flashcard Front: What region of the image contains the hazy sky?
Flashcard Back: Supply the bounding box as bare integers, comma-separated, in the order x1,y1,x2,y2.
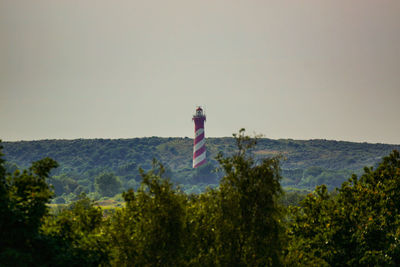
1,0,399,144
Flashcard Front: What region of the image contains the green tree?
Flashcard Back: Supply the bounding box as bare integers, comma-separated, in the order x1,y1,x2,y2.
213,129,285,266
0,140,58,265
41,194,110,266
285,185,335,266
286,150,400,266
108,160,187,266
184,188,220,266
94,172,122,197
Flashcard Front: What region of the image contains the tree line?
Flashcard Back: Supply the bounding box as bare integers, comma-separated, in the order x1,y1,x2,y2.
1,129,400,266
3,136,399,198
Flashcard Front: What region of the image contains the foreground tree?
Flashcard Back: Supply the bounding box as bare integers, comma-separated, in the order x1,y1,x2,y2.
0,142,109,266
108,160,187,266
287,150,400,266
42,195,110,266
108,130,286,266
213,129,285,266
0,141,58,265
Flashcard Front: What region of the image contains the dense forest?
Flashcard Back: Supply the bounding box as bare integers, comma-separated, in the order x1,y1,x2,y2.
1,130,400,266
2,136,399,203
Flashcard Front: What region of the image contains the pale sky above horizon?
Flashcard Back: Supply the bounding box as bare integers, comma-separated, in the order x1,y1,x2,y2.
1,0,399,144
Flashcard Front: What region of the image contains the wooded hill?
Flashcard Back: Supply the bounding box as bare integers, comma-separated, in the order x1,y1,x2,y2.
3,132,400,265
2,137,399,198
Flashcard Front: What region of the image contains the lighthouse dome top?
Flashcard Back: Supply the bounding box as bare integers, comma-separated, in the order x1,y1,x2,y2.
193,106,206,120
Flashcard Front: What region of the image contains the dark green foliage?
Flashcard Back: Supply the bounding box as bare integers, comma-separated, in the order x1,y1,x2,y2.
0,144,57,266
0,152,57,265
184,188,220,265
108,160,187,266
0,143,108,266
214,129,285,266
42,195,110,266
94,172,122,197
286,150,400,266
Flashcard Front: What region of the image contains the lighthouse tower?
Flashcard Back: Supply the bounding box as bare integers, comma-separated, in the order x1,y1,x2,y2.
192,106,206,168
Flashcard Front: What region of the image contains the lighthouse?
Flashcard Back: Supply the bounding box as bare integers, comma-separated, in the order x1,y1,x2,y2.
192,106,206,168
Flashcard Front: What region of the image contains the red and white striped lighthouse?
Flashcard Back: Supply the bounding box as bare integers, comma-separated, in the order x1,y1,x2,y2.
192,106,206,168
